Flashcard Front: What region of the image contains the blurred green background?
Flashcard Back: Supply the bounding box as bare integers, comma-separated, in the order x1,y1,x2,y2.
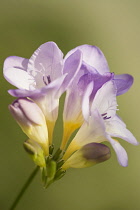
1,0,140,209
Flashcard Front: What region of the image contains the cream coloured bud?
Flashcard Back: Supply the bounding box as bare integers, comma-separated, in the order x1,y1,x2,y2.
62,143,111,170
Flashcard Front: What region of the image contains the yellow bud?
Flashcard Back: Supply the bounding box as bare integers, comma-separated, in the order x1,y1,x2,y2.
24,139,46,167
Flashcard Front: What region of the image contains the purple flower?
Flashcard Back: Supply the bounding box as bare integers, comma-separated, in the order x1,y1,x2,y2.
61,47,113,149
61,44,133,150
4,42,138,171
4,42,82,143
63,80,138,167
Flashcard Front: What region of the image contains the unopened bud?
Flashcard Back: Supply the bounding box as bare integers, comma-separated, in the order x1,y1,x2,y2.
62,143,111,169
9,98,49,155
24,139,46,167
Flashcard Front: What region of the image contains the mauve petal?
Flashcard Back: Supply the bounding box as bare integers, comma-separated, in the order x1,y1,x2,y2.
108,137,128,167
4,67,34,90
65,45,110,74
114,74,134,96
62,50,84,124
27,42,63,82
8,74,66,99
78,70,113,100
39,74,67,99
62,50,82,89
3,56,28,71
82,82,94,122
16,98,46,125
8,89,38,98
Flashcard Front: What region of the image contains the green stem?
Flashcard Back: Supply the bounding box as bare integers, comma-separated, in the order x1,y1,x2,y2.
9,166,39,210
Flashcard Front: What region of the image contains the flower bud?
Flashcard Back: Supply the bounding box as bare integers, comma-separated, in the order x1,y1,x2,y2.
62,143,111,169
9,98,49,155
23,139,46,167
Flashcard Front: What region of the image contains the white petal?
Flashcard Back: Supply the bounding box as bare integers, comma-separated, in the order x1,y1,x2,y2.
41,73,67,98
39,75,66,121
91,80,117,119
33,75,66,122
63,89,83,124
4,67,35,90
108,137,128,167
65,45,110,74
62,50,82,90
82,82,94,122
105,115,139,145
73,109,107,147
3,56,28,71
35,95,59,122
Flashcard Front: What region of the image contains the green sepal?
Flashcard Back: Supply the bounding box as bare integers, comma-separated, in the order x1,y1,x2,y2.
41,167,47,185
54,169,66,181
23,141,36,155
53,148,62,161
56,159,65,169
46,155,52,165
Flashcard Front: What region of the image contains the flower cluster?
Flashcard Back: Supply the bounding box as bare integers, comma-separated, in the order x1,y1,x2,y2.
4,42,138,187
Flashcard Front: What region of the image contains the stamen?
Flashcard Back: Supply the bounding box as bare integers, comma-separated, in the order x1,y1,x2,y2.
43,75,51,85
103,116,111,120
47,75,51,84
101,113,107,117
43,76,48,85
102,113,111,120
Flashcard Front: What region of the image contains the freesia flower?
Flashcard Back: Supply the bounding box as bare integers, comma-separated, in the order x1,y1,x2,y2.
4,42,138,189
63,80,138,167
4,42,82,143
61,45,134,150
